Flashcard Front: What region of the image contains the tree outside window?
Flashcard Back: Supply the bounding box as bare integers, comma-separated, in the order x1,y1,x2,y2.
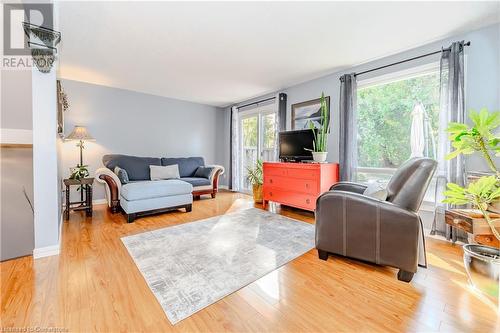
357,70,440,184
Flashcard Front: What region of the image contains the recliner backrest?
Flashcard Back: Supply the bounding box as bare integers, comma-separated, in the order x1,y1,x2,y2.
385,157,437,212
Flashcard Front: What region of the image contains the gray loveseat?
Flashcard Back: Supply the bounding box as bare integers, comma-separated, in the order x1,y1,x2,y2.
95,154,224,222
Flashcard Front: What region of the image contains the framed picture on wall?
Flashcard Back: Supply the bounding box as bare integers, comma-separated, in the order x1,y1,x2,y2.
291,96,330,130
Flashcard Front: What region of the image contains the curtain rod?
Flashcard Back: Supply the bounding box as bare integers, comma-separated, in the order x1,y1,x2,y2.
350,41,471,78
236,96,275,110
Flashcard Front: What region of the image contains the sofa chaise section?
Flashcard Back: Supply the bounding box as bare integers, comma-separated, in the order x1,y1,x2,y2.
120,179,193,222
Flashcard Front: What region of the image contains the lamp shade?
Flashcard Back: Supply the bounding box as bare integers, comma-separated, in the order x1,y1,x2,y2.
66,126,94,141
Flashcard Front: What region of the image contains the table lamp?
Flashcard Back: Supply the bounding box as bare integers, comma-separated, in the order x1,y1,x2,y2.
66,125,94,167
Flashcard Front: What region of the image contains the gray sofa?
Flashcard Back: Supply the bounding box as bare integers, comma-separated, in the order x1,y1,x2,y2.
95,155,224,222
315,157,437,282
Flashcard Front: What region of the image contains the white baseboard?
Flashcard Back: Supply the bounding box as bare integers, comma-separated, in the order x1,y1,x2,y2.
33,244,60,259
219,185,229,190
33,214,63,259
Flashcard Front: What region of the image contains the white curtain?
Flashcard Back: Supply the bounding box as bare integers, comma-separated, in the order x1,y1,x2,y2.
432,41,467,241
231,106,240,191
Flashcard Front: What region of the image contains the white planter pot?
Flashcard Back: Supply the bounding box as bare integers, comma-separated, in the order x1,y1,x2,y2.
312,152,327,163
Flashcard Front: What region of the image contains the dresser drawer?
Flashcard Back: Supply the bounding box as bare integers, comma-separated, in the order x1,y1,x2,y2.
265,167,288,177
265,176,318,194
287,168,319,180
264,188,316,211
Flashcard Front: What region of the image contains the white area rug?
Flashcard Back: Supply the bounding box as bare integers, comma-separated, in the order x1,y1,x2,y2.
121,208,315,324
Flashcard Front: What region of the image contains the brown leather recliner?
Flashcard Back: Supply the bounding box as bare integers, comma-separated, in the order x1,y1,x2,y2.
315,157,437,282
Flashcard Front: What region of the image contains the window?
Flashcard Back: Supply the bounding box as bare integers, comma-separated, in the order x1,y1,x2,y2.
356,63,441,202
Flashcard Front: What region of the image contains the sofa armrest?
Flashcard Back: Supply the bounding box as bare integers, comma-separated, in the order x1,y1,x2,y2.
206,165,225,189
329,181,367,194
95,167,121,212
316,191,421,272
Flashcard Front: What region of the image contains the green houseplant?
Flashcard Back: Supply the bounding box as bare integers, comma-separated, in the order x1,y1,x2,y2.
246,159,263,203
69,164,90,181
305,92,330,162
443,108,500,301
70,164,90,193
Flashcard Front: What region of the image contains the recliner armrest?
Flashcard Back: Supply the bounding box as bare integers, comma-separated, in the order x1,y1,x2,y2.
329,181,368,194
317,190,419,227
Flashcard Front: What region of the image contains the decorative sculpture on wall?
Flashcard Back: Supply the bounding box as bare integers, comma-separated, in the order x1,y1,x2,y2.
22,22,61,73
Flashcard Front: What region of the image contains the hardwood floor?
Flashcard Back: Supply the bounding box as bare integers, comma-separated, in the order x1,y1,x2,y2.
1,191,499,332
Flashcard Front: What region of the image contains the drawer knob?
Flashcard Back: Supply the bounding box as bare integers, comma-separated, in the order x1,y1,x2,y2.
306,199,310,204
305,183,309,188
453,218,460,224
270,179,273,184
270,192,273,197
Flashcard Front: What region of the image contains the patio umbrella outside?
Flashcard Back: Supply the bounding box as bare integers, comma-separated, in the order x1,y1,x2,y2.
410,103,425,158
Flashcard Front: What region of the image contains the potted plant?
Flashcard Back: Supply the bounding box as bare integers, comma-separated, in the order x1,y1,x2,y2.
70,164,90,194
443,108,500,301
69,164,90,181
246,159,263,203
305,92,330,162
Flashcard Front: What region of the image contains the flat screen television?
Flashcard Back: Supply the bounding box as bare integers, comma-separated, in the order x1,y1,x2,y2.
279,129,316,161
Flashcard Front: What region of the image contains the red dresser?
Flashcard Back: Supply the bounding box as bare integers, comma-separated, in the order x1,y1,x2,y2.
263,162,339,211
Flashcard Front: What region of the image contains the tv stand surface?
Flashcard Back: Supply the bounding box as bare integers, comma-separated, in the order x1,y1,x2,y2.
262,162,339,211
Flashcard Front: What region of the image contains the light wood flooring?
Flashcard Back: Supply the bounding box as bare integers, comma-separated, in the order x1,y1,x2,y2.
1,191,499,332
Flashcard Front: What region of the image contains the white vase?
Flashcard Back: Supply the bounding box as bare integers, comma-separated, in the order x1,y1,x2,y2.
312,152,327,163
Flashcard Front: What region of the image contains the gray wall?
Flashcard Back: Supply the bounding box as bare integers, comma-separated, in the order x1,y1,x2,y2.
228,23,500,175
1,147,34,260
61,80,228,201
1,70,32,130
1,68,35,259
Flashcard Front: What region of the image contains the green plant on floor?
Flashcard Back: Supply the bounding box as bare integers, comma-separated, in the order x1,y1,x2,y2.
305,92,330,152
443,108,500,241
246,159,263,185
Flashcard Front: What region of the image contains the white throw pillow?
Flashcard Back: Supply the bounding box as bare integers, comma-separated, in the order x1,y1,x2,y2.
150,164,180,180
363,182,388,201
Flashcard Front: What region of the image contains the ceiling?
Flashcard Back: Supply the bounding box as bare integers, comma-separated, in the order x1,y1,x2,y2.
57,1,500,107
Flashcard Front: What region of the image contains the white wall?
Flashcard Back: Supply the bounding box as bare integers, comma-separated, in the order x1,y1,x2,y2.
32,68,60,253
60,80,228,201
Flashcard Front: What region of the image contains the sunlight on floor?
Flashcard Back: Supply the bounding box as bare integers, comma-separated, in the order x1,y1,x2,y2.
225,197,254,214
450,278,500,313
427,252,465,275
254,270,280,302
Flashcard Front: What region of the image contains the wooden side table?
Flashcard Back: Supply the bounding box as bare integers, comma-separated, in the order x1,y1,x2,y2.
445,209,500,248
64,178,94,220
